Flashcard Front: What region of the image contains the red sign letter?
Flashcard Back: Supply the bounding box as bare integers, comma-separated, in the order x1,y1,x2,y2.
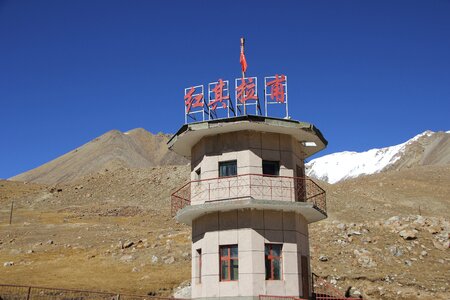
185,87,204,113
266,74,286,103
209,79,230,110
236,78,257,103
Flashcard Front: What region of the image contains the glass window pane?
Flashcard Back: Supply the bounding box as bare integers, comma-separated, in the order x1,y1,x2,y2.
230,245,238,258
219,164,226,177
265,245,270,256
231,259,239,280
229,163,237,176
219,161,237,177
263,161,280,176
221,260,229,280
273,258,281,280
220,247,229,257
272,244,282,257
265,257,271,280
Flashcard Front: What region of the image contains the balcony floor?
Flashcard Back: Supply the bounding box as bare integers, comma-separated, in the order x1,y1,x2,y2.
175,197,327,225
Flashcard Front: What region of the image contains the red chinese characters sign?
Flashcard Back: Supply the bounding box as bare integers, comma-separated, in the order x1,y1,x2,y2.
184,74,288,123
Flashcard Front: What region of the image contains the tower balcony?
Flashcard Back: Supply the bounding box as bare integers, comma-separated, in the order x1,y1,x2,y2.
171,174,326,223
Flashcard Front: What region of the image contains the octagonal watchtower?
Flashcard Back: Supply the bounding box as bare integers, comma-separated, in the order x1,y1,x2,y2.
168,115,327,300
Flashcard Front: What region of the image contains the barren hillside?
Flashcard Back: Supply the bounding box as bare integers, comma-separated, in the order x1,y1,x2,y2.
388,131,450,170
10,129,188,184
325,165,450,222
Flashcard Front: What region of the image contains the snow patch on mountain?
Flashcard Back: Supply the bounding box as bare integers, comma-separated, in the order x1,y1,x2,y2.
305,131,434,184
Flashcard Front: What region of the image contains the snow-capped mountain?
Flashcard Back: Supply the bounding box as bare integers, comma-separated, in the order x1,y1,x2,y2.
306,130,450,184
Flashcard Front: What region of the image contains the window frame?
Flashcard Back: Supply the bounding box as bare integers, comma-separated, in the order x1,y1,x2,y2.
262,160,280,176
265,244,282,280
219,244,239,281
218,160,237,178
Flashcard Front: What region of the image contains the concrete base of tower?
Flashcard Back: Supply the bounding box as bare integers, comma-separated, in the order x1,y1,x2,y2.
189,209,313,300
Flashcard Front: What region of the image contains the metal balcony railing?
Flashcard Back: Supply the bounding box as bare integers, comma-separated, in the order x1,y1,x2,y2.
171,174,326,217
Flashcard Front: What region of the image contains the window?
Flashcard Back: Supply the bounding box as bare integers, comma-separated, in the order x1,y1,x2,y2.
220,245,238,281
265,244,282,280
219,160,237,177
197,249,202,283
263,160,280,176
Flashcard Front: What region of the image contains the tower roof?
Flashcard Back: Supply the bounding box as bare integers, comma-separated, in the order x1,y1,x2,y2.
168,115,327,158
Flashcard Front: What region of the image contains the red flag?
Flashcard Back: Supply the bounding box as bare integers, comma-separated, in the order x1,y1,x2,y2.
240,52,247,73
240,37,247,73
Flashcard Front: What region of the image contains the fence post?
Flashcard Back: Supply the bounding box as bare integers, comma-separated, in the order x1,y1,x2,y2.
26,286,31,300
9,200,14,225
116,294,121,300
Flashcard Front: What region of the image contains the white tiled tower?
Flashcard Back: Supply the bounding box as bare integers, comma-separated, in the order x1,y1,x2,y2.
169,115,327,300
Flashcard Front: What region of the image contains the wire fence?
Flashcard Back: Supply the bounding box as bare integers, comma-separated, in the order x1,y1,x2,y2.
312,273,362,300
259,295,307,300
0,284,183,300
0,204,14,225
259,273,363,300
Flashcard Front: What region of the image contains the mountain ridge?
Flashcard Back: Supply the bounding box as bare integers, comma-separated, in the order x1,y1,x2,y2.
10,128,188,184
306,130,450,184
11,128,449,185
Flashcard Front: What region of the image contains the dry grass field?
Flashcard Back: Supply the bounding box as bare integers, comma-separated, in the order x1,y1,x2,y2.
1,166,191,296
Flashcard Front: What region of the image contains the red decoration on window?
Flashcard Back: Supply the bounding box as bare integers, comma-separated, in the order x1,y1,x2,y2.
265,244,282,280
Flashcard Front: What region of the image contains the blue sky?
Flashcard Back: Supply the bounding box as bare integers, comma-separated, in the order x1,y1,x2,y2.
1,0,449,179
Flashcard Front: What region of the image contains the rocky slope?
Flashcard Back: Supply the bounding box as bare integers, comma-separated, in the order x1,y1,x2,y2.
10,129,188,184
306,130,450,183
309,165,450,299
